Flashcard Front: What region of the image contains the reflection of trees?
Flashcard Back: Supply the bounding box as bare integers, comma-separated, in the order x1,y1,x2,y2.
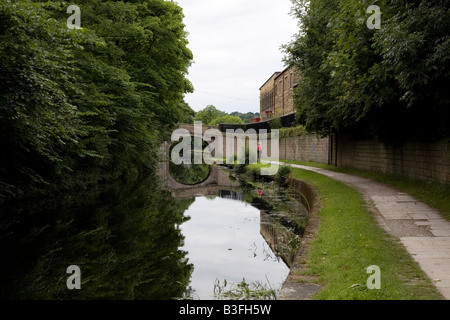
169,139,211,185
0,175,194,300
169,161,211,186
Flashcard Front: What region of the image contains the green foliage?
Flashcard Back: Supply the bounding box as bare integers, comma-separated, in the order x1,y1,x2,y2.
268,117,282,129
275,165,291,187
279,125,307,138
177,101,196,124
284,0,450,142
194,106,259,125
229,111,260,123
0,0,193,203
210,114,244,125
214,278,277,300
194,105,226,125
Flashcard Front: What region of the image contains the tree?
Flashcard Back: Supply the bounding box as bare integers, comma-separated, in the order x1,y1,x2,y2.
0,0,194,203
210,115,244,125
282,0,338,136
194,105,226,125
284,0,450,142
230,111,260,123
0,0,95,201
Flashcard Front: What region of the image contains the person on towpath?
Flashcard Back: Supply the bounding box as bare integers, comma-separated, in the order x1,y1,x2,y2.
257,144,262,162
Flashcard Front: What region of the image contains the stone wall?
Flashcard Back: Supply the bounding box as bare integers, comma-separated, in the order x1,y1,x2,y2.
279,177,322,300
275,133,449,184
166,124,450,184
334,134,450,184
278,135,330,165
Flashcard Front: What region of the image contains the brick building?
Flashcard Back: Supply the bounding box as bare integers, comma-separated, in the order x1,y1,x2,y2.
259,66,300,121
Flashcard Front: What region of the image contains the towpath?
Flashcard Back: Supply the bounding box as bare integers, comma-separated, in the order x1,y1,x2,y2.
276,162,450,299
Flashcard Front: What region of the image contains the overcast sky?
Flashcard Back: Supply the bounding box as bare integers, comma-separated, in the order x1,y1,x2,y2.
176,0,299,114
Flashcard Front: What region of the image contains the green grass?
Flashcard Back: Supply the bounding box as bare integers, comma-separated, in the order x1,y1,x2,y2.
247,163,444,299
282,159,450,221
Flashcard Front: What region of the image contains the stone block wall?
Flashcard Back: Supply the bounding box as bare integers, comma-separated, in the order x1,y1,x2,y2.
335,134,450,184
279,135,330,164
166,124,449,184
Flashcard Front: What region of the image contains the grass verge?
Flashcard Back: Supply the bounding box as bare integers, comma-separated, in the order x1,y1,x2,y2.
248,163,444,299
282,160,450,221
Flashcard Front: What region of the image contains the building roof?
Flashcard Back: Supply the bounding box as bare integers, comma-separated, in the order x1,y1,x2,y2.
259,65,298,91
274,65,295,80
259,72,281,90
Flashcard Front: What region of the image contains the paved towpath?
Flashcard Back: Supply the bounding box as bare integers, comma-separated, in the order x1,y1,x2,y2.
275,162,450,299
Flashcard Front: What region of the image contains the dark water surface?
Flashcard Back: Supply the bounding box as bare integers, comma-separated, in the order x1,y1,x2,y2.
0,170,308,300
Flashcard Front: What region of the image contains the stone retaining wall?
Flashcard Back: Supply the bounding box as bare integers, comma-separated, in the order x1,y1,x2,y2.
278,177,322,300
279,135,329,165
335,134,450,184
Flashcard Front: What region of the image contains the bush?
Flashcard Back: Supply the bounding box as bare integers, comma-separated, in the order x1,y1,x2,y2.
268,118,282,129
235,164,247,175
279,126,307,138
275,165,291,186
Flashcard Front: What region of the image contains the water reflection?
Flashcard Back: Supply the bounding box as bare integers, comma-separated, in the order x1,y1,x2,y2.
174,175,310,300
0,176,194,300
218,190,243,201
169,162,211,186
180,197,289,300
0,167,309,300
168,139,211,185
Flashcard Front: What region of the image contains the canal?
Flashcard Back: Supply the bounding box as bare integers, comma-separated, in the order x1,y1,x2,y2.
0,166,309,300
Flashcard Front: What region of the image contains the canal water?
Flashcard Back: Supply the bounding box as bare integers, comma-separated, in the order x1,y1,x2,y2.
180,196,289,299
0,169,309,300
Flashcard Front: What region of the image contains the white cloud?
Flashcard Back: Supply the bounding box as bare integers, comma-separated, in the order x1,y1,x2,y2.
176,0,298,114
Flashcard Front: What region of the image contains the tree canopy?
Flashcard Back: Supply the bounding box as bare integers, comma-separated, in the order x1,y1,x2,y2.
0,0,194,203
284,0,450,143
194,105,226,125
230,111,260,123
193,105,258,125
210,114,244,125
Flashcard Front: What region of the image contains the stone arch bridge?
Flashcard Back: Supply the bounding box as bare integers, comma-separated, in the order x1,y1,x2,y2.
158,124,241,197
158,123,270,197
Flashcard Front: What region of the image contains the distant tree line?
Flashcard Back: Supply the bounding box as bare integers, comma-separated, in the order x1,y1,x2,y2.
0,0,194,204
284,0,450,143
193,105,260,125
